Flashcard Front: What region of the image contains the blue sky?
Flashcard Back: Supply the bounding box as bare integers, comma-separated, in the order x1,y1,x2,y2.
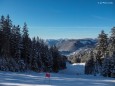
0,0,115,39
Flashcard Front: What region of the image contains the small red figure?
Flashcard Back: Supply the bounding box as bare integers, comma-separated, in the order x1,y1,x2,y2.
45,72,50,78
44,72,51,84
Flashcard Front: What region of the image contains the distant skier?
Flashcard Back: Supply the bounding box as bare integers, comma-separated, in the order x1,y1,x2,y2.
45,72,51,84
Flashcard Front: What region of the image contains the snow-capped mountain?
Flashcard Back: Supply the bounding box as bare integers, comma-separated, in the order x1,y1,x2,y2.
46,38,97,55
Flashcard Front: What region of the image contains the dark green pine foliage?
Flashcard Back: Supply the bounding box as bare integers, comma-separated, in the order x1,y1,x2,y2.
95,30,108,74
85,50,95,74
0,15,14,71
38,39,53,72
21,23,32,70
110,51,115,77
10,25,23,71
14,25,22,61
0,15,4,55
50,45,60,72
2,15,12,58
109,27,115,56
10,25,21,59
31,37,39,71
43,45,53,72
108,27,115,77
96,30,108,63
35,37,43,72
102,53,111,77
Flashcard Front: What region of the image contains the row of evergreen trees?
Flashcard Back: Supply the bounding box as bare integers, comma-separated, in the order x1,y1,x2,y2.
0,15,66,72
85,27,115,77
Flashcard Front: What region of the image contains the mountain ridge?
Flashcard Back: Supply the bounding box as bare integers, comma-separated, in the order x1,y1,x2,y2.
45,38,97,55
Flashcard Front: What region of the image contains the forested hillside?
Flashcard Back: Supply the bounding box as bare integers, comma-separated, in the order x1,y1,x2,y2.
0,15,66,72
84,29,115,77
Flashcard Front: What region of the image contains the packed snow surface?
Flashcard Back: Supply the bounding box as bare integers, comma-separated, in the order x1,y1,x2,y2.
0,63,115,86
59,62,85,75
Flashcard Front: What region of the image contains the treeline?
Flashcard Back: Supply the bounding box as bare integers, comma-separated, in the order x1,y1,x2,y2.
85,28,115,77
0,15,66,72
68,48,94,63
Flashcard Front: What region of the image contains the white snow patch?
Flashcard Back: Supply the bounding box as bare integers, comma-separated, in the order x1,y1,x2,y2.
59,62,85,75
80,40,90,44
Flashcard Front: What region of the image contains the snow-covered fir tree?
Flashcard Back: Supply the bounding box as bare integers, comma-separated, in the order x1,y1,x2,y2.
50,45,60,72
21,23,32,70
85,50,95,74
2,15,12,58
108,27,115,77
31,37,39,71
95,30,108,74
101,52,111,77
110,51,115,77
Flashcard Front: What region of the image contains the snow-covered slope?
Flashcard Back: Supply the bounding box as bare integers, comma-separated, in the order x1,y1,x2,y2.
59,62,85,75
0,63,115,86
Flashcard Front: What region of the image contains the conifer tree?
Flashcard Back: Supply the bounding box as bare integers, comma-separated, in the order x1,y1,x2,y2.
102,52,111,77
2,15,12,58
109,27,115,56
95,30,108,74
108,27,115,77
110,51,115,77
21,23,32,70
96,30,108,59
0,15,5,55
85,50,94,74
36,37,43,72
50,45,60,72
31,37,39,71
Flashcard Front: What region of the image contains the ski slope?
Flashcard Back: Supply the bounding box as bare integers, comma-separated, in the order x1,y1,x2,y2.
59,62,85,75
0,63,115,86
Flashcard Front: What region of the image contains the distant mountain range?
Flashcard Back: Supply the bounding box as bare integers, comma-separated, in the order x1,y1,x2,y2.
45,38,97,56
